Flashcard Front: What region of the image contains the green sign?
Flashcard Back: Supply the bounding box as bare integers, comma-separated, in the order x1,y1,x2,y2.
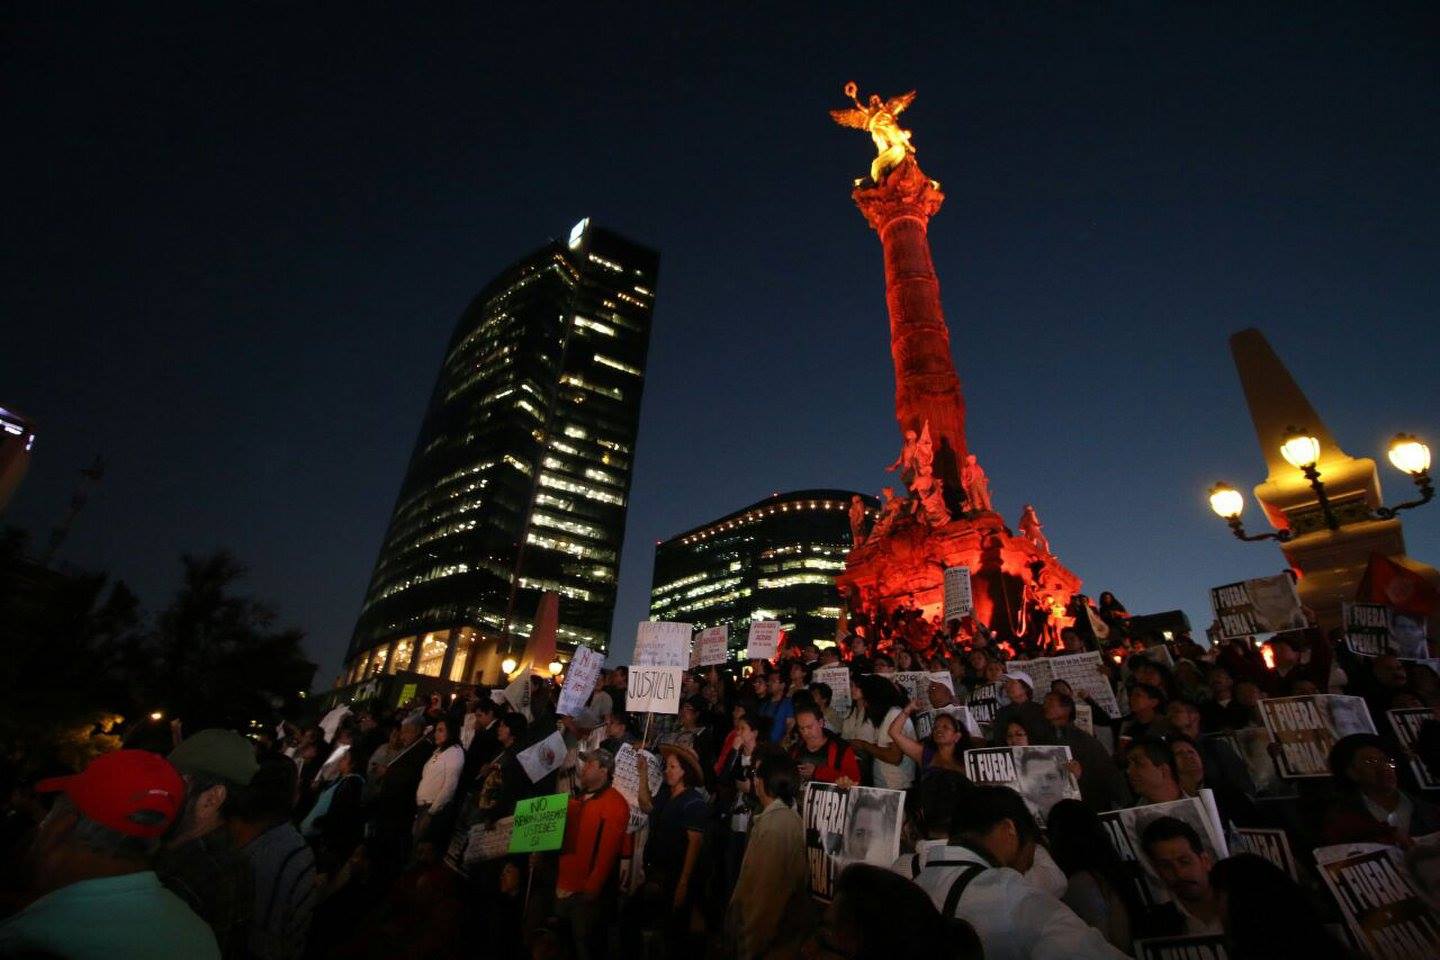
508,792,569,853
396,682,418,706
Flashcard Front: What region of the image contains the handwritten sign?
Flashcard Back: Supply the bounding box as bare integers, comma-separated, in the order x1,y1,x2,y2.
814,667,851,713
633,621,692,667
746,621,782,660
691,625,729,667
507,793,569,853
556,646,604,718
626,665,683,714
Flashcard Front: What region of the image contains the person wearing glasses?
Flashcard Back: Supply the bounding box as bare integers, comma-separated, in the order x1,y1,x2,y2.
1321,733,1440,847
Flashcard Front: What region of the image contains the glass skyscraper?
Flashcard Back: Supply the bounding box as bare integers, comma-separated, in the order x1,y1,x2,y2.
342,220,657,690
649,489,878,654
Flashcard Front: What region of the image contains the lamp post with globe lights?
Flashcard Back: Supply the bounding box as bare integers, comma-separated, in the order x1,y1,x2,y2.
1209,431,1433,538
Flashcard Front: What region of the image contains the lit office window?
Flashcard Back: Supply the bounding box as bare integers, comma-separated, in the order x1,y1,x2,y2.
416,630,451,677
388,637,414,674
448,628,475,683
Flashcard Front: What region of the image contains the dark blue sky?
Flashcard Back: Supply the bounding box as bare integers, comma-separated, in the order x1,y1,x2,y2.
4,4,1437,680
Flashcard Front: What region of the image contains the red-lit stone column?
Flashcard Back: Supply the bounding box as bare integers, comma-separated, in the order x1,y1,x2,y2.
852,158,968,502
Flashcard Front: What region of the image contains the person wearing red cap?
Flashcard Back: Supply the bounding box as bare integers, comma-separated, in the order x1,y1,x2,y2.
0,750,220,959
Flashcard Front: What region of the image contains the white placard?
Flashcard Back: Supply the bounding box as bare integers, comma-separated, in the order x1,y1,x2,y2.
611,741,662,833
745,620,782,660
626,665,684,714
633,621,693,667
515,730,567,783
814,667,852,713
691,625,729,667
1210,574,1306,640
556,646,604,718
943,566,974,621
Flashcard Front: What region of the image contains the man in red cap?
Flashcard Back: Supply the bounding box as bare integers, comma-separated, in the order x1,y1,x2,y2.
0,749,220,959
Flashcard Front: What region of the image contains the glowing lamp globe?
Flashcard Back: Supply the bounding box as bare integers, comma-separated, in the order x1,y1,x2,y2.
1280,430,1321,470
500,657,518,675
150,710,164,721
1208,482,1244,520
548,660,564,676
1388,434,1431,476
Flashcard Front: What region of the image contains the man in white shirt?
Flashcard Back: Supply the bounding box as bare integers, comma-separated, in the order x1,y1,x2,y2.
914,785,1127,960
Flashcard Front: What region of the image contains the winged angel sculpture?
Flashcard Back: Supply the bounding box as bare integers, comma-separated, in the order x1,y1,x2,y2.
829,82,918,183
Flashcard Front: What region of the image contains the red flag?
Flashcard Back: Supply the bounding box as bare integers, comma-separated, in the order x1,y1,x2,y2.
1357,553,1440,618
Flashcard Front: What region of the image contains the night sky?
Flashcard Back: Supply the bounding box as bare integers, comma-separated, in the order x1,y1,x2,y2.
4,4,1437,682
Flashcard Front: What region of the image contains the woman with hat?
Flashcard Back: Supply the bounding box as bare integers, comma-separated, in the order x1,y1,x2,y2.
634,743,708,947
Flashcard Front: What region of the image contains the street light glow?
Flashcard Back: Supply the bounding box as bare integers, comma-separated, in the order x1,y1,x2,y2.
1279,429,1321,470
500,657,518,675
1388,433,1431,476
1208,482,1244,520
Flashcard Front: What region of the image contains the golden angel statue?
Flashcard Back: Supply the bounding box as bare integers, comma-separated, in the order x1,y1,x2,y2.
830,81,918,183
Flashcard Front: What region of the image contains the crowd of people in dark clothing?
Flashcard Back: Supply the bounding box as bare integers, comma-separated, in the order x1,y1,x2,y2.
2,590,1438,959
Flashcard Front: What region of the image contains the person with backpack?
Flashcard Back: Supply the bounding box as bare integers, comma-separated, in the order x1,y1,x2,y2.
789,702,861,787
913,785,1126,960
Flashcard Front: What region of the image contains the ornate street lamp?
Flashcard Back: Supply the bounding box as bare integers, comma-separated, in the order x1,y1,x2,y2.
1378,432,1435,518
1209,431,1433,541
1208,481,1291,542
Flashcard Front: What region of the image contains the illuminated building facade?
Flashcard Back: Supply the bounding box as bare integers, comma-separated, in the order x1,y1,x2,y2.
342,220,657,692
650,489,878,653
0,406,36,513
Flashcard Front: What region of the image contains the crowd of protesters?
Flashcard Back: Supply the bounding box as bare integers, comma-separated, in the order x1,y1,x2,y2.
1,589,1438,959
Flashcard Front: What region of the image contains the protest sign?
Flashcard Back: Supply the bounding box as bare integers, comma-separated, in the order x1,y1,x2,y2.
633,621,692,667
965,682,1003,726
1210,573,1306,640
803,782,905,902
1099,792,1228,907
964,745,1080,825
1048,650,1123,716
397,682,418,706
1389,708,1439,790
516,730,567,783
502,670,532,716
626,665,683,714
555,645,604,718
1073,701,1094,736
1393,613,1431,661
891,671,931,708
1133,936,1229,960
444,805,514,877
943,565,973,621
746,620,782,660
929,672,956,697
1260,695,1377,778
508,793,568,853
1231,826,1298,880
936,704,983,739
1205,727,1296,800
1315,844,1440,960
814,667,852,713
691,625,729,667
1345,602,1395,658
612,742,661,833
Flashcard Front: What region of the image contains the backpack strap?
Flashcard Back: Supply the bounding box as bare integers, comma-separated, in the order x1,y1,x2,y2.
937,862,988,919
910,851,924,878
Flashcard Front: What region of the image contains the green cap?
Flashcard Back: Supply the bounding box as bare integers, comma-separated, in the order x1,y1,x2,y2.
168,729,259,787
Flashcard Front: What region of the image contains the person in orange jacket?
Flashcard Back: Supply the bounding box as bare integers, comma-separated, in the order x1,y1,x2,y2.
554,748,629,960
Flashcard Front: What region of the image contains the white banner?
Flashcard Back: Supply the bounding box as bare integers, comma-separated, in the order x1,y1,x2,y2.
555,646,604,718
746,620,782,660
943,565,973,621
633,621,692,667
515,730,567,783
691,625,729,667
814,667,852,713
611,741,662,833
626,665,684,714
